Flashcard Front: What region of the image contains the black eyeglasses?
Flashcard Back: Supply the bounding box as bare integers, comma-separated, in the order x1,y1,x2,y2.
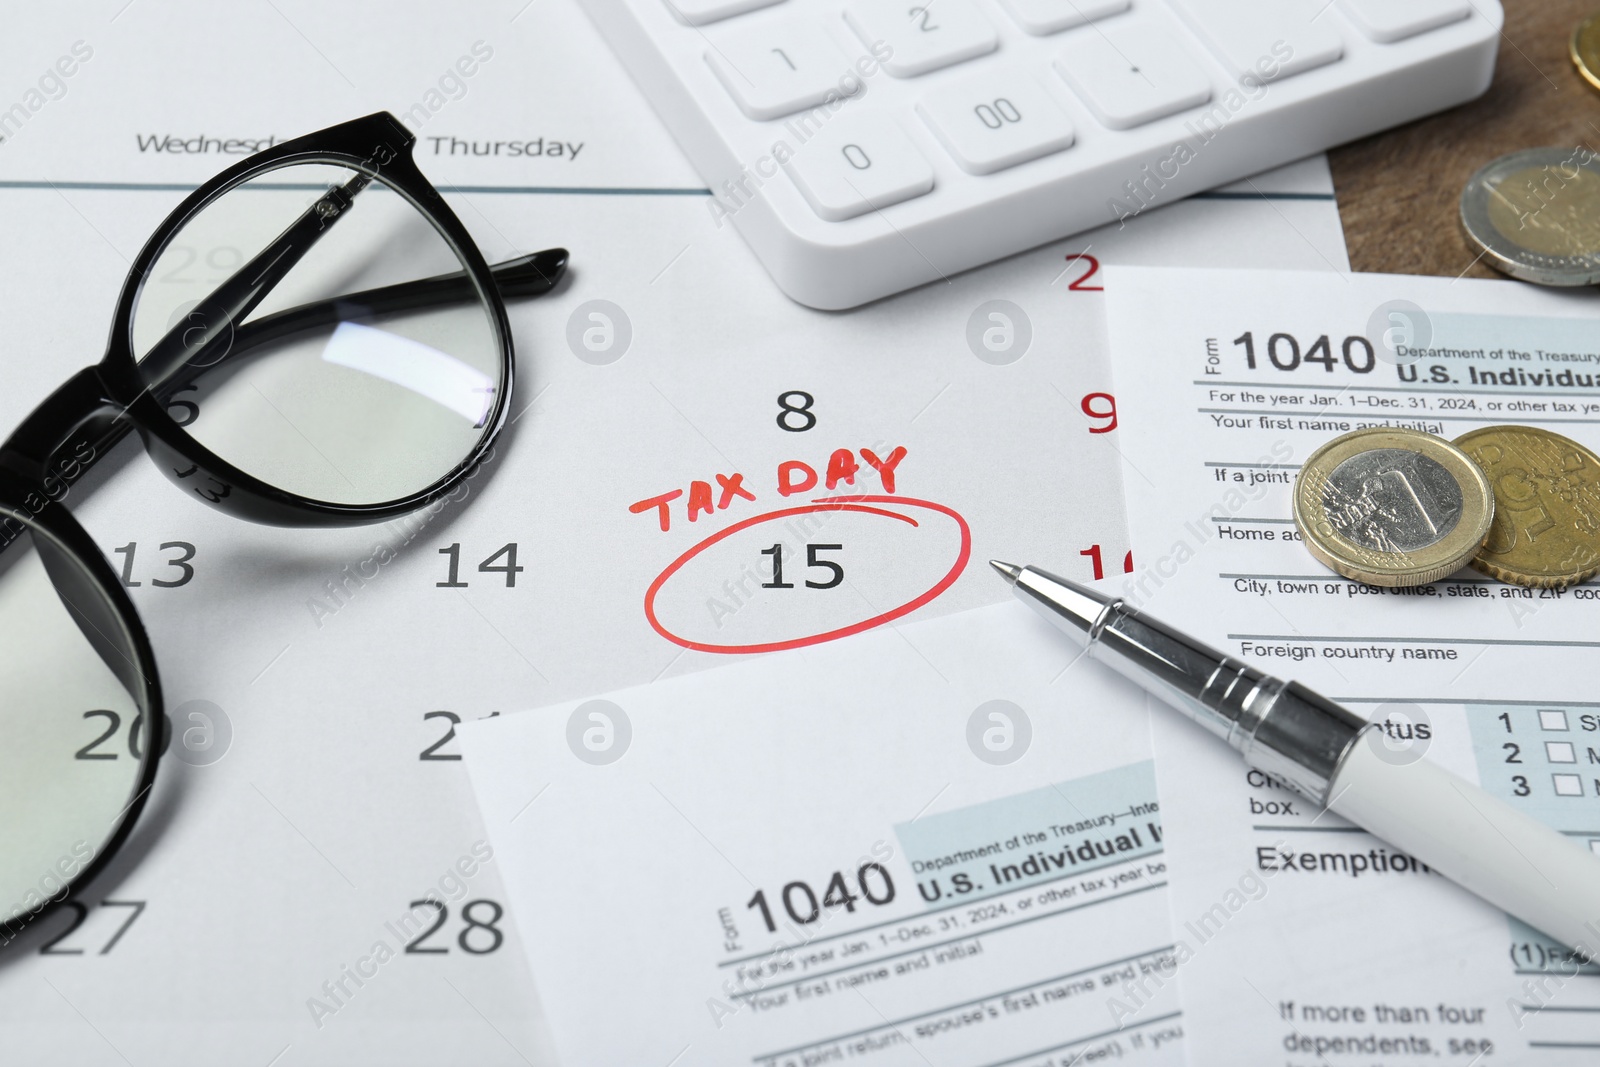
0,112,567,942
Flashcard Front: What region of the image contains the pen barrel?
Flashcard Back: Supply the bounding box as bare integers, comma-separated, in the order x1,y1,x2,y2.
1330,742,1600,957
1093,607,1366,802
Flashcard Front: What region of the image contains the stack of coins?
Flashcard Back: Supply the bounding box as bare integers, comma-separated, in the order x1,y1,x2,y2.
1328,17,1600,589
1293,426,1600,589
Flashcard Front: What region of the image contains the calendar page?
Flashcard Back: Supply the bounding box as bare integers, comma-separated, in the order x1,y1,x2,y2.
0,2,1346,1064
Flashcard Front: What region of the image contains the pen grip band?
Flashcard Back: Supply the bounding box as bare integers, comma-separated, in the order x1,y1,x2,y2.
1241,680,1368,805
1091,604,1365,802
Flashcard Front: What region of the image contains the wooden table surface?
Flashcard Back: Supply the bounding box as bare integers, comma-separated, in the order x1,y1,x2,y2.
1328,0,1600,279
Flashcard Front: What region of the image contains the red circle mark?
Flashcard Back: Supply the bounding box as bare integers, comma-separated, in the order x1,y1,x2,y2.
643,495,972,655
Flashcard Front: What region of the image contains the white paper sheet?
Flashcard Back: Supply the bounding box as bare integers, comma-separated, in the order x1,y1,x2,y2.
0,2,1345,1063
1105,266,1600,1064
459,602,1185,1067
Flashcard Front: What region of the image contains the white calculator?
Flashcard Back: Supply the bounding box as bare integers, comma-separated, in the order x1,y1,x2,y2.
580,0,1501,308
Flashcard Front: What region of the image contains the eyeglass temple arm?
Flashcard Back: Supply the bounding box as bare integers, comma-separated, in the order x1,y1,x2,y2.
137,171,374,393
0,248,567,508
151,247,568,404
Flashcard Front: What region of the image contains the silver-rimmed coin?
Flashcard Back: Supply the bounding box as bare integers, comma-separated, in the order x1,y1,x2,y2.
1460,147,1600,286
1293,428,1494,588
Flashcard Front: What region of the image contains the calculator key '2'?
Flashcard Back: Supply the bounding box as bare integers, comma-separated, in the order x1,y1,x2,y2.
844,0,998,77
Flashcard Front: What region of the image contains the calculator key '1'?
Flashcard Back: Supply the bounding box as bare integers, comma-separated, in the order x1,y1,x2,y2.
706,16,863,120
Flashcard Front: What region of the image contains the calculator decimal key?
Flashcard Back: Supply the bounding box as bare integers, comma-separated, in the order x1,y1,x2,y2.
916,74,1074,175
843,0,998,78
781,114,935,220
1055,25,1212,129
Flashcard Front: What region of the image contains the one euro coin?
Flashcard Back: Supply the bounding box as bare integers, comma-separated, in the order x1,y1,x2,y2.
1460,148,1600,286
1293,427,1494,587
1454,425,1600,588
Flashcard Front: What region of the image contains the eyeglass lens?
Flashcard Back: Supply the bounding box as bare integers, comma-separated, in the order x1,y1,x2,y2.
131,162,505,507
0,518,149,928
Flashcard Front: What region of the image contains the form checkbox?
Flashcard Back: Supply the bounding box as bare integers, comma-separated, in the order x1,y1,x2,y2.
1553,773,1585,797
1539,710,1570,731
1546,742,1578,764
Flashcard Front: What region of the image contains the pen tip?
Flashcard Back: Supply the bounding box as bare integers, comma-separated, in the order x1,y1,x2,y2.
989,560,1023,586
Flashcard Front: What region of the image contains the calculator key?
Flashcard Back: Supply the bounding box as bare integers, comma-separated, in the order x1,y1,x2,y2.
706,17,861,120
663,0,783,27
782,114,935,220
916,73,1074,174
1056,25,1210,129
1168,0,1342,82
999,0,1128,37
1338,0,1469,44
844,0,998,78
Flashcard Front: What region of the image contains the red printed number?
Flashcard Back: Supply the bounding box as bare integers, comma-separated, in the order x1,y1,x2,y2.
1080,545,1134,581
1081,392,1117,433
1063,253,1103,291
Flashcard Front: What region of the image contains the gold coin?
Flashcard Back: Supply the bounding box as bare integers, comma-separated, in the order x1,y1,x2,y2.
1293,428,1494,588
1460,149,1600,285
1453,426,1600,588
1573,12,1600,94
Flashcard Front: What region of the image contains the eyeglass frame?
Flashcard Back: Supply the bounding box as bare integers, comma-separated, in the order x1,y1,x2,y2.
0,110,566,944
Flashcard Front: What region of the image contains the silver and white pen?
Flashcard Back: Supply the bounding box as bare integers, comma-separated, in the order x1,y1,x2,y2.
992,559,1600,956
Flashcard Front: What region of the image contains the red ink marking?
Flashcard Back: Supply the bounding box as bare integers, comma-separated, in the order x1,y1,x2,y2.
778,460,818,497
644,495,971,655
630,489,683,532
688,480,714,522
825,448,859,490
715,472,756,509
861,446,907,493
